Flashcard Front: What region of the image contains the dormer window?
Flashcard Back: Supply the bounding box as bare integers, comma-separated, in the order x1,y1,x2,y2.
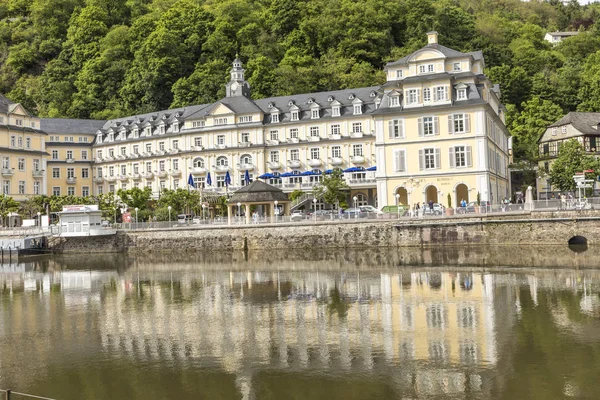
419,64,434,74
332,106,341,117
457,89,467,100
311,109,320,119
133,129,139,138
552,128,557,136
453,62,461,72
390,95,400,107
396,70,403,78
353,104,362,115
97,134,103,144
327,96,334,102
159,126,165,134
271,113,280,123
172,124,179,133
145,127,151,136
288,100,295,107
291,111,299,121
108,133,114,142
561,126,567,134
348,93,355,100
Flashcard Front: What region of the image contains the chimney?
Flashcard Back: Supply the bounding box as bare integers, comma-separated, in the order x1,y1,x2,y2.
427,31,439,45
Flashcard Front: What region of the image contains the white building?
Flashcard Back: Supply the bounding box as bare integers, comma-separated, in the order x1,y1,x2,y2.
57,205,115,237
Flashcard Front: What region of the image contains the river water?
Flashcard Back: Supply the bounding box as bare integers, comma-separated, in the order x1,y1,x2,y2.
0,247,599,400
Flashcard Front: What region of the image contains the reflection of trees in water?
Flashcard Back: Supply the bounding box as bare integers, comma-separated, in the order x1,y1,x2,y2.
327,285,351,319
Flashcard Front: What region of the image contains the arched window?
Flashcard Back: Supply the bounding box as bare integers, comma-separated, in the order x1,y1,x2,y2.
216,156,228,167
193,157,204,168
240,154,252,165
354,193,368,207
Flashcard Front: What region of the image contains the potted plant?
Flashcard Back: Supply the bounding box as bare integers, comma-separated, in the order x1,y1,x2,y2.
475,192,481,213
445,193,454,216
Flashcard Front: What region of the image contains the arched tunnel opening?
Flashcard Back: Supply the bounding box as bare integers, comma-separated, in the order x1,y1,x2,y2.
568,236,588,253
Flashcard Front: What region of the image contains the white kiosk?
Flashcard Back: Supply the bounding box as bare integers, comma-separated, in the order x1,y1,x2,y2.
57,205,116,237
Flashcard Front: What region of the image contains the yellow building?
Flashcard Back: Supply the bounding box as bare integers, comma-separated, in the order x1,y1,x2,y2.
0,94,46,201
374,32,510,208
42,118,105,197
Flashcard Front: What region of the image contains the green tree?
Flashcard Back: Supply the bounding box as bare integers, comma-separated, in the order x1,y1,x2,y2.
155,188,200,220
313,169,349,206
577,50,600,111
486,65,532,108
116,186,152,211
0,194,19,226
548,139,600,192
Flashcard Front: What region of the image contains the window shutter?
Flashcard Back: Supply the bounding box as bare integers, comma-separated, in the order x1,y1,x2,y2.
433,89,438,102
467,146,473,167
449,147,455,168
418,149,424,170
417,89,422,103
399,150,406,172
388,120,394,139
435,148,441,169
465,114,471,133
398,119,405,139
393,150,399,171
444,86,449,100
418,118,424,137
434,116,439,135
448,115,454,134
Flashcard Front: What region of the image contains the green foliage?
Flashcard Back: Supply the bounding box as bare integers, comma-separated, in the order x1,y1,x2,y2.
116,186,152,210
476,192,480,206
289,190,305,202
0,194,19,222
156,188,200,218
313,169,349,206
548,139,600,192
447,193,452,209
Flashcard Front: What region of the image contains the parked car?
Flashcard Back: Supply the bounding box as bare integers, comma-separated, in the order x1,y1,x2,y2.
314,209,337,220
359,205,383,215
290,210,306,221
177,214,194,223
457,201,491,214
192,216,202,224
344,208,368,218
422,203,444,215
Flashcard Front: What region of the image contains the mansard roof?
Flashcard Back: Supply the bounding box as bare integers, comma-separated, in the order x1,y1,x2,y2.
101,104,210,131
385,44,484,69
41,118,106,135
253,86,380,112
0,94,13,114
548,112,600,135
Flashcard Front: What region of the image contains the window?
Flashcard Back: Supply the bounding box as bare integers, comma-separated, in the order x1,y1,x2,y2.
52,187,60,196
133,164,139,174
352,144,363,156
18,181,25,195
82,168,89,178
450,146,472,168
120,165,126,175
270,151,279,163
172,159,179,170
390,95,400,107
389,119,404,139
310,148,320,159
406,89,419,105
193,177,205,189
109,149,114,157
239,115,252,123
97,134,103,144
311,109,320,119
172,124,179,133
82,186,90,197
561,126,567,134
419,148,440,170
270,130,279,141
52,168,60,178
428,64,434,72
419,65,426,74
159,142,165,151
108,133,114,142
2,157,8,169
97,167,103,178
145,144,152,153
145,162,152,173
216,175,226,188
426,304,445,328
331,124,341,135
97,150,103,159
15,119,23,126
33,159,40,171
10,136,15,147
332,106,341,117
193,158,204,168
291,111,299,121
310,127,319,137
67,187,75,196
67,168,74,178
240,154,252,165
216,156,228,167
352,122,362,133
159,161,165,171
331,146,341,158
271,113,279,123
66,150,73,160
434,86,448,101
81,150,88,160
173,179,179,190
241,133,250,143
194,137,203,147
108,166,114,176
2,181,8,194
214,117,227,125
450,114,470,134
26,138,31,148
120,147,126,155
353,104,362,115
18,137,23,147
289,128,299,139
290,149,299,160
393,150,406,172
33,181,40,195
457,89,467,100
145,127,151,136
18,158,25,171
159,126,165,134
396,69,403,78
97,186,103,195
453,62,461,71
217,135,225,145
192,120,205,128
133,129,139,138
421,117,435,136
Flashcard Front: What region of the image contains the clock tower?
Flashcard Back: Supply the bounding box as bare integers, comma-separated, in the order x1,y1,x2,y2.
226,56,251,98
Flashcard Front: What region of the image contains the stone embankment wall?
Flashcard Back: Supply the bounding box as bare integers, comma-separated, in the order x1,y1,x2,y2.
46,211,600,253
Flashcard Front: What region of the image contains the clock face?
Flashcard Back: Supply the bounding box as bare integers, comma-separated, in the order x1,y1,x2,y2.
230,82,238,91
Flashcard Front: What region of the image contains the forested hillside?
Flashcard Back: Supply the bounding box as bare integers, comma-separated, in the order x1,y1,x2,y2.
1,0,600,160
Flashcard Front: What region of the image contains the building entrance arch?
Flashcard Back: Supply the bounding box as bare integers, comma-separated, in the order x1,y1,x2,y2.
455,183,469,205
395,187,408,206
425,185,438,203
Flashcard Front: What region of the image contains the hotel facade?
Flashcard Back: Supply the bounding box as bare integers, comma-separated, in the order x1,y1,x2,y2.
1,32,511,209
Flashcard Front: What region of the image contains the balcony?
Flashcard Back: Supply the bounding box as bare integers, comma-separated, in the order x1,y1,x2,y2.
238,163,254,171
289,137,300,144
351,155,366,164
66,177,77,184
268,161,282,170
329,157,344,166
118,174,128,181
141,172,154,179
239,141,251,148
169,169,182,177
129,153,140,159
32,170,45,179
214,165,230,172
116,154,127,160
350,131,364,138
66,158,75,164
215,144,227,150
347,178,376,186
191,167,207,175
157,170,168,178
190,145,203,151
307,159,322,167
288,160,301,169
308,136,320,142
266,139,280,146
104,175,117,182
169,149,179,154
1,168,14,177
93,177,104,183
131,173,142,180
328,134,342,140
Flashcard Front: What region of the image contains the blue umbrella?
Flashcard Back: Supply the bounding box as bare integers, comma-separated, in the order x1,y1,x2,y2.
279,172,295,177
244,169,251,185
343,166,364,173
225,170,232,186
366,166,377,171
206,172,212,186
301,170,315,176
324,169,333,174
258,173,275,179
187,173,195,188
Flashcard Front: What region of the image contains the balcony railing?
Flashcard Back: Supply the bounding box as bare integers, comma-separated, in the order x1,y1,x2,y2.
131,173,141,180
329,157,343,166
328,134,342,140
308,136,320,142
214,165,230,172
307,158,322,167
141,172,154,179
351,155,366,164
350,131,363,138
118,174,128,181
93,177,104,183
268,161,281,170
288,160,301,169
157,170,168,178
32,170,45,179
169,169,182,177
66,177,77,184
239,141,251,148
191,167,207,175
238,163,254,171
66,158,75,164
104,175,117,182
1,168,14,177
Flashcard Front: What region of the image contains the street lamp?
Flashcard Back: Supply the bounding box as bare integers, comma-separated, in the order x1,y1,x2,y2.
313,198,317,222
395,193,400,219
202,204,207,222
353,196,358,219
168,205,172,224
135,207,139,228
274,200,278,223
37,211,41,228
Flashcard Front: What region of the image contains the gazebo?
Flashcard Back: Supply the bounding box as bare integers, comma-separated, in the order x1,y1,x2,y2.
227,181,291,225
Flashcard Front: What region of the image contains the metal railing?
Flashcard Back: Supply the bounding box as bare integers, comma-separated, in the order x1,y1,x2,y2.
0,389,56,400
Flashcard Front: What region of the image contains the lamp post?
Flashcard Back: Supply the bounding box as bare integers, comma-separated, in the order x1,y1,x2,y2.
237,202,241,224
353,196,358,219
313,198,317,222
37,211,41,229
168,205,172,224
395,193,400,219
439,191,443,217
274,200,278,223
202,204,207,223
135,207,138,229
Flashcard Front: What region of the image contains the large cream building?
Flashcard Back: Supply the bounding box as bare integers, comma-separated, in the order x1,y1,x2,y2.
1,32,510,209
